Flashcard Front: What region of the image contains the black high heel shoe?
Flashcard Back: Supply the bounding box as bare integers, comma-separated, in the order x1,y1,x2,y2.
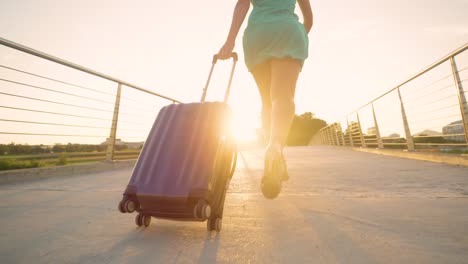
261,151,285,199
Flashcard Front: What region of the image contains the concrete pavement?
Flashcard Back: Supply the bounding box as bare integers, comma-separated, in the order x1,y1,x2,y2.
0,146,467,263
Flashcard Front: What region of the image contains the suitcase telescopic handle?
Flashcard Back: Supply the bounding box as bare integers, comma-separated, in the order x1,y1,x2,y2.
212,53,238,64
200,52,238,103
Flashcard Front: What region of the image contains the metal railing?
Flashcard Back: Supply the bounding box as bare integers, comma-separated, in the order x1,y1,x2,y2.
0,37,181,161
312,43,468,152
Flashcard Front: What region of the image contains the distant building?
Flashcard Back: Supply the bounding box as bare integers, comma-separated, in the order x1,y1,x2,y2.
345,121,361,135
367,127,376,135
442,120,465,142
101,138,144,149
413,130,441,137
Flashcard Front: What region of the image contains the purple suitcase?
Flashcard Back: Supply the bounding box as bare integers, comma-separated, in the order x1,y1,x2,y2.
118,53,238,232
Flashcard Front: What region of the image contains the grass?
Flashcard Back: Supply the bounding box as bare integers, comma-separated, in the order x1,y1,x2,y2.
0,159,46,170
441,149,468,154
0,150,140,171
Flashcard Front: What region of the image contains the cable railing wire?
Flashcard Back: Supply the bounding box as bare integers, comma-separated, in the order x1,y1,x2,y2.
0,105,109,120
400,72,454,99
0,65,169,115
409,113,461,124
117,136,147,139
0,106,146,126
0,64,116,97
0,132,106,137
3,133,147,141
410,123,462,132
457,65,468,73
415,143,467,146
0,78,115,105
406,93,457,108
0,119,141,131
118,93,179,113
117,104,166,115
119,94,172,106
402,83,454,102
413,133,465,138
341,43,468,118
1,90,150,118
406,103,459,116
0,91,114,113
0,64,170,113
410,114,461,125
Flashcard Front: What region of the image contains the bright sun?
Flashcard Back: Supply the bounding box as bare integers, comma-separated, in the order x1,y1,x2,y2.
230,114,258,142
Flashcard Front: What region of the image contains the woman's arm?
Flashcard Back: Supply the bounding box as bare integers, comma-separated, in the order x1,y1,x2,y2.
218,0,250,59
298,0,313,33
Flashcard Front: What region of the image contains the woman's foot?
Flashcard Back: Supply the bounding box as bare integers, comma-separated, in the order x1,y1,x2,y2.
261,144,285,199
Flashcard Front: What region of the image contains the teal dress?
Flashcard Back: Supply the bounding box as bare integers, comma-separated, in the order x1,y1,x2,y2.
243,0,309,71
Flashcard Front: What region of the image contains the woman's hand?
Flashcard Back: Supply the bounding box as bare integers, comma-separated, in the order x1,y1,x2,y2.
218,40,235,60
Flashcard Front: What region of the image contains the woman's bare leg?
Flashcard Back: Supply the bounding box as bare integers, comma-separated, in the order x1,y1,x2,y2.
267,58,302,153
259,57,302,199
251,61,272,143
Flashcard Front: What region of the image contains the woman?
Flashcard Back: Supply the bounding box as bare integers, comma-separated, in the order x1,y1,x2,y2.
218,0,313,199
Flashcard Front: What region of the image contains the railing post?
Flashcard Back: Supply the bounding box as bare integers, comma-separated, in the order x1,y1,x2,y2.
356,112,367,148
332,123,340,146
346,117,354,147
450,56,468,144
324,130,328,145
335,123,342,146
339,123,346,146
397,87,415,151
106,83,122,161
323,128,328,145
372,102,384,149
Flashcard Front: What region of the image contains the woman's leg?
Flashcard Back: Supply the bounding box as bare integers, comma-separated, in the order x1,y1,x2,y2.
251,61,272,143
268,58,302,152
260,57,302,199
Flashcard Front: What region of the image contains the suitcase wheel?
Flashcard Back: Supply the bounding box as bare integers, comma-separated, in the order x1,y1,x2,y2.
135,213,151,227
143,215,151,227
118,200,126,213
193,201,211,220
207,218,222,232
135,213,143,226
124,200,136,213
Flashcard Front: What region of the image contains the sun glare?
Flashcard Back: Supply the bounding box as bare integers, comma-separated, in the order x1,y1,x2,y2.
230,114,258,142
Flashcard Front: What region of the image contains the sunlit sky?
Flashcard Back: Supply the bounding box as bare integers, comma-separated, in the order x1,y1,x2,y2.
0,0,468,144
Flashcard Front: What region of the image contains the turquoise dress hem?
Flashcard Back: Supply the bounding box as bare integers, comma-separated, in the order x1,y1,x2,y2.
242,0,309,71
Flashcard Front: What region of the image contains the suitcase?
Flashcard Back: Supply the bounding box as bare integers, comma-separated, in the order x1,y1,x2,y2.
118,53,238,232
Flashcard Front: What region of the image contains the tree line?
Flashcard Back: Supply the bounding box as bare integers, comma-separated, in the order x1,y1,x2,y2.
257,112,328,146
287,112,327,146
0,143,129,155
